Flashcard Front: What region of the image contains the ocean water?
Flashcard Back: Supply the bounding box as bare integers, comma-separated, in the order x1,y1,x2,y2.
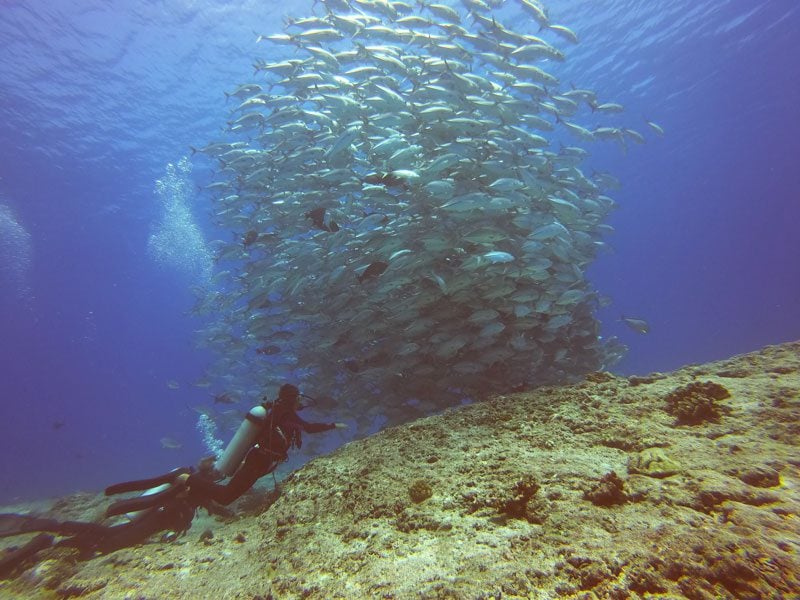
0,0,798,504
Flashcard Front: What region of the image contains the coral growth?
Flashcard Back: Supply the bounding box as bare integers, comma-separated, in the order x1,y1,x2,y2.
498,475,546,523
628,447,681,478
407,479,432,504
583,471,627,506
664,381,731,425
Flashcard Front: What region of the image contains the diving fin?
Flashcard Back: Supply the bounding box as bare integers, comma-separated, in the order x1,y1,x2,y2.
0,533,54,578
104,467,191,496
0,514,62,538
104,481,186,518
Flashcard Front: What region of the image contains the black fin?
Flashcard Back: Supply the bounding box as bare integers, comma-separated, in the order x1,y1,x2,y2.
105,482,186,519
0,533,54,578
105,467,190,496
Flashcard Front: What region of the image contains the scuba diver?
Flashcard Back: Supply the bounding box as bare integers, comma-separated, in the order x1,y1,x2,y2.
182,383,346,505
0,383,344,577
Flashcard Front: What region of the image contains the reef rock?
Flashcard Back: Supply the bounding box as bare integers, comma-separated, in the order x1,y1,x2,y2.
2,341,799,599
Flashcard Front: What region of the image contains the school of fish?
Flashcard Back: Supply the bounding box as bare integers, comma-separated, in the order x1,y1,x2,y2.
190,0,657,432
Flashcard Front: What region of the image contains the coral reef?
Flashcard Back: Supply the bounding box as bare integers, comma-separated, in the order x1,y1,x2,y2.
1,341,799,599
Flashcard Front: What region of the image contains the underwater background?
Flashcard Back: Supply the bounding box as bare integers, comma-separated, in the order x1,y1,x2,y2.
0,0,798,504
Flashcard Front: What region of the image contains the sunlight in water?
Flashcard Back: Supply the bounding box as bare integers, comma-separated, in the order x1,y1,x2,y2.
0,202,33,303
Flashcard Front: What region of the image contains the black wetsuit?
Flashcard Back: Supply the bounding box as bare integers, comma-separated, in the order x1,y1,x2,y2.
186,403,336,505
40,496,194,556
0,473,197,576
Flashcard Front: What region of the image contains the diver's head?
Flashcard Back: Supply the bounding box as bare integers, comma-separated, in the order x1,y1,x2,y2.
277,383,300,407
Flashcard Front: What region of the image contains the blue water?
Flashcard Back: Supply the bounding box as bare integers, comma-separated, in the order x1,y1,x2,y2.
0,0,798,503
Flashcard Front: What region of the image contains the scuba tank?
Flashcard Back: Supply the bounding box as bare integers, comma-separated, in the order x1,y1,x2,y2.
214,405,268,477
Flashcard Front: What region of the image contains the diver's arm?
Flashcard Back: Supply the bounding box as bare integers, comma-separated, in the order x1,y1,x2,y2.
294,414,338,433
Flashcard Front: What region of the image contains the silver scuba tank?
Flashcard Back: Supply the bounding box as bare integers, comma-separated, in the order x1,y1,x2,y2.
214,405,268,477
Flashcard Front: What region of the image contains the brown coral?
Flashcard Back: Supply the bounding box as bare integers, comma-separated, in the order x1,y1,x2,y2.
499,475,545,523
408,479,432,503
583,471,627,506
664,381,731,425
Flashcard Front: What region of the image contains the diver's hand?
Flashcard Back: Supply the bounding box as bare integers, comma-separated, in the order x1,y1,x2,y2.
334,422,348,429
